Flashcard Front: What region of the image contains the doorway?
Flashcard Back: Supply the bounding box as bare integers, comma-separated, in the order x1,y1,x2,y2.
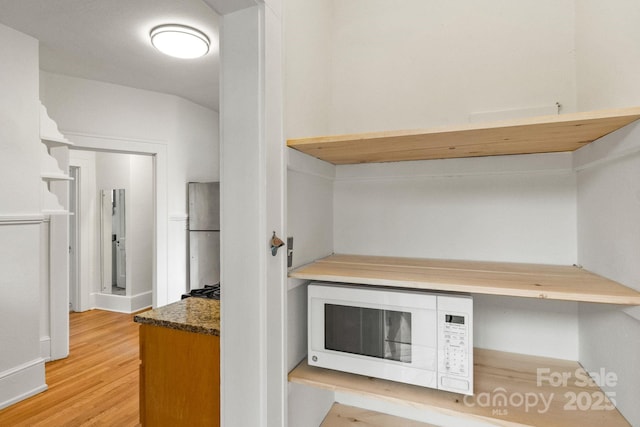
68,148,154,313
102,188,127,295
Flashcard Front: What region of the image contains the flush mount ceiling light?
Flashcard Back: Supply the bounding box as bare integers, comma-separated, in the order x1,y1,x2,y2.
150,24,210,59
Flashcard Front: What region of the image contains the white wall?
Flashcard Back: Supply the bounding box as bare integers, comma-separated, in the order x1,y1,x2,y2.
574,125,640,426
333,154,579,360
284,0,332,139
40,72,219,303
0,23,47,409
334,155,577,265
284,0,336,423
576,0,640,110
326,0,576,135
286,150,336,427
0,26,41,212
575,2,640,425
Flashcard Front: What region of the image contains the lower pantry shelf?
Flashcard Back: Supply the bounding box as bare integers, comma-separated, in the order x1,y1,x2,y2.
289,348,630,427
321,403,437,427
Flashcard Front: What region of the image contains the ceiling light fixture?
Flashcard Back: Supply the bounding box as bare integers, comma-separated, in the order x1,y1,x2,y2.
150,24,210,59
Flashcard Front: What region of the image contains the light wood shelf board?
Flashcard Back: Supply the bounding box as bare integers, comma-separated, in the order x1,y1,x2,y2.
287,107,640,164
289,254,640,305
290,349,630,427
321,403,438,427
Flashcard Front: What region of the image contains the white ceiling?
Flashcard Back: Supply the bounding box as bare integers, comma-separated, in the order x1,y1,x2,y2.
0,0,221,111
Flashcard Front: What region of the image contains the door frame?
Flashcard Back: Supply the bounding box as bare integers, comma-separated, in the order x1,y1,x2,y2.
68,165,80,312
60,131,168,311
217,2,287,426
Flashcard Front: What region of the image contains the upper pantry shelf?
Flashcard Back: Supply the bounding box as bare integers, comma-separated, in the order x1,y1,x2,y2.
289,254,640,305
286,107,640,164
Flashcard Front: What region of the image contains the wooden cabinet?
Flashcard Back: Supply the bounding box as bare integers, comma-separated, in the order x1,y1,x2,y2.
139,324,220,427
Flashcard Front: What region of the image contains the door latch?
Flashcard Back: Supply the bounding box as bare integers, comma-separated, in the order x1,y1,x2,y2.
270,231,285,256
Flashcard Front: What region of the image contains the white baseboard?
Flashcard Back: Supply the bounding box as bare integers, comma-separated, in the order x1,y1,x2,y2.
40,336,51,362
131,291,153,312
0,358,47,410
92,291,152,313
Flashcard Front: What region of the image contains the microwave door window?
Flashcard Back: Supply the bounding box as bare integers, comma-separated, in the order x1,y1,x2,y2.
324,304,411,363
324,304,384,358
361,306,385,358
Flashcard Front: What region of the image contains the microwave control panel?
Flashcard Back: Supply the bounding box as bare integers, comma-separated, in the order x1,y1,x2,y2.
437,295,473,395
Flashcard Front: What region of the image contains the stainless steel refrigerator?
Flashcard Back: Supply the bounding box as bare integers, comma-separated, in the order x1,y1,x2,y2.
188,182,220,290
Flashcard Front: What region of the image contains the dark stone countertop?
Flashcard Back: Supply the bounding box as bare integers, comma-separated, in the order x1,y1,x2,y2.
134,297,220,336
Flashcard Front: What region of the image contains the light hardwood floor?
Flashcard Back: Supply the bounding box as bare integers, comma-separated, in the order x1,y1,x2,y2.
0,310,142,426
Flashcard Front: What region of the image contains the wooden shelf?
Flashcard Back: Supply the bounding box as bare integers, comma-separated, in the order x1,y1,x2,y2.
290,348,630,427
287,107,640,164
289,254,640,305
321,403,437,427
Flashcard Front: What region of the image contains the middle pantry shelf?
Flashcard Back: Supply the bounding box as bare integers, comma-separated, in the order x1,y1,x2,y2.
288,254,640,305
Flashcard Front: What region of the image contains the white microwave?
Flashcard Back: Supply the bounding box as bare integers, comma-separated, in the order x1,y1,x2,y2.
308,282,473,395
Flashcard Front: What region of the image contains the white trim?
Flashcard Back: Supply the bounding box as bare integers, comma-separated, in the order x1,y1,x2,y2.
287,278,307,292
0,358,47,410
0,214,45,225
40,336,51,362
0,358,45,379
92,291,152,314
0,385,48,411
169,214,189,231
169,213,189,221
287,148,336,181
64,131,168,308
61,130,165,146
67,157,93,313
131,291,153,312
